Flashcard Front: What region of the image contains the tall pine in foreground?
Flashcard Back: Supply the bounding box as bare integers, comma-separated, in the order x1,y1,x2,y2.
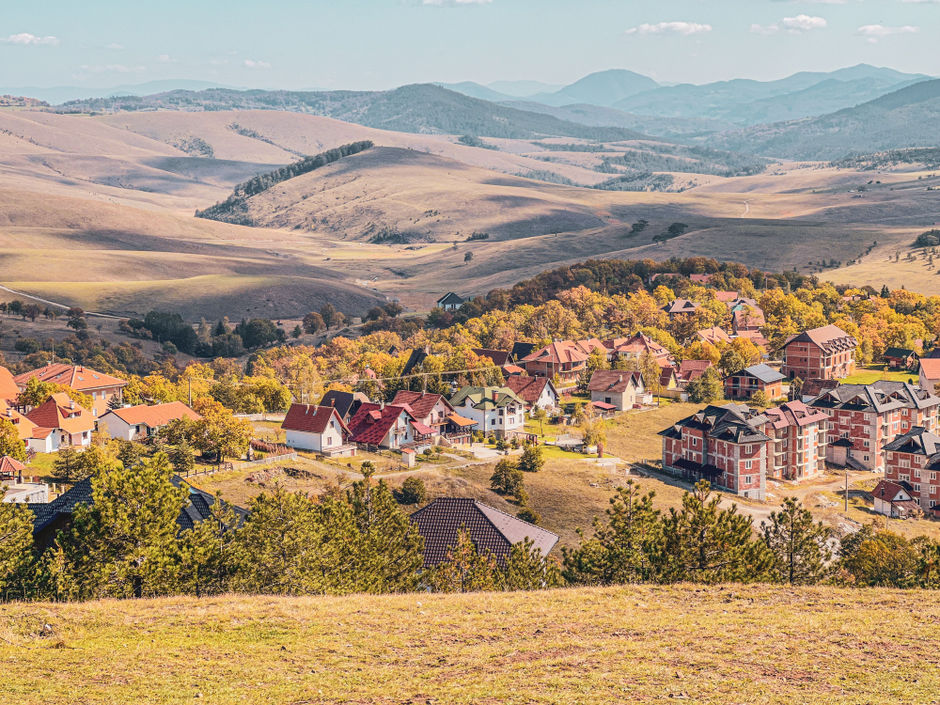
0,503,35,600
762,497,832,585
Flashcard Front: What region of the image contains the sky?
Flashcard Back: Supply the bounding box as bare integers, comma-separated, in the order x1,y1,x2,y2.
1,0,938,91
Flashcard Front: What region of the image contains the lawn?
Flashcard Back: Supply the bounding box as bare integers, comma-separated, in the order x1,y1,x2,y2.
841,365,917,385
2,584,938,704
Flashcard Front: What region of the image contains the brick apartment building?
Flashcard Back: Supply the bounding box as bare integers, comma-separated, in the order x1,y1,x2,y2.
809,381,940,472
762,401,828,481
882,426,940,514
781,325,857,381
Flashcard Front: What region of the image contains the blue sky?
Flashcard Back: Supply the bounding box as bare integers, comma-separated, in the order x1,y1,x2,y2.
1,0,938,90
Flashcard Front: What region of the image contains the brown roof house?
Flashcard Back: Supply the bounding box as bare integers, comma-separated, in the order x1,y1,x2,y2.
24,392,95,453
14,363,127,418
781,325,857,381
98,402,201,442
410,497,559,568
587,370,650,411
504,375,560,415
872,479,920,519
663,298,700,316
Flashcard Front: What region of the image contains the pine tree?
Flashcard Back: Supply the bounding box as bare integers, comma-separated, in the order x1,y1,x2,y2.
504,538,561,590
51,447,83,483
761,497,832,585
169,438,196,476
659,480,773,584
426,529,501,593
176,496,241,597
0,503,35,600
517,443,544,473
490,459,524,496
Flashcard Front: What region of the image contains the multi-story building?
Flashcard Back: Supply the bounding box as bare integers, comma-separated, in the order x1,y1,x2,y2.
762,401,828,481
449,386,525,439
603,333,673,365
882,426,940,514
723,363,785,401
781,325,857,381
809,381,940,472
659,403,770,500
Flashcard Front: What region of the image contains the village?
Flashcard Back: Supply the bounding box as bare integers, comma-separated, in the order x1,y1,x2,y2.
2,267,940,579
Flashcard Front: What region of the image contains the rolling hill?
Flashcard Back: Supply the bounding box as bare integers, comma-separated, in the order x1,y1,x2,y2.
527,69,660,107
714,79,940,160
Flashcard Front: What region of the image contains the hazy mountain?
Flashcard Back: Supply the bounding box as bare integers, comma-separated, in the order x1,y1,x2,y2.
2,79,239,104
438,81,514,102
529,69,660,107
501,101,732,139
713,79,940,160
487,80,562,97
58,84,649,141
615,64,930,126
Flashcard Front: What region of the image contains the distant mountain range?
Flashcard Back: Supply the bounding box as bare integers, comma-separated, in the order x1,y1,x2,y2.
0,79,242,105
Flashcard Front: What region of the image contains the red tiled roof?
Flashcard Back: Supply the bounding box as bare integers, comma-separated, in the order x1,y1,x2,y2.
282,403,348,435
471,348,511,367
502,364,526,375
590,401,617,411
715,291,739,303
390,391,453,422
25,392,94,435
0,455,25,478
348,403,413,445
689,274,713,284
873,479,918,502
523,341,589,366
504,376,556,406
783,325,857,353
604,333,671,360
14,363,127,392
697,327,731,345
919,358,940,380
106,402,200,428
679,360,712,381
0,366,18,402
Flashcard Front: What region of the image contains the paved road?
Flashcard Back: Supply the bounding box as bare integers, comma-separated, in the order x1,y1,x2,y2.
0,284,122,319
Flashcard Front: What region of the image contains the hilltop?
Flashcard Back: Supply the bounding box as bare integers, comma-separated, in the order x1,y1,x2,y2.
1,584,936,704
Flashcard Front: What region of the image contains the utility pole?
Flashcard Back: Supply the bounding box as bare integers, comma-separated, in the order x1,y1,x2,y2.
188,378,192,407
844,468,849,512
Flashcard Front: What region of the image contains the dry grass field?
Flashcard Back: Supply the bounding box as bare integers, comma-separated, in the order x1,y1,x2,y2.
2,107,940,317
1,584,938,704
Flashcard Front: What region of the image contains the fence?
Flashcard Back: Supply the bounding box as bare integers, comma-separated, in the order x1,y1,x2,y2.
238,452,298,468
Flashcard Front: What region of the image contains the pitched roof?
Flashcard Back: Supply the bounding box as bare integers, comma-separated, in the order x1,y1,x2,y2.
697,327,731,345
390,391,454,421
282,403,348,435
347,403,413,445
504,376,558,406
689,273,714,284
659,403,772,445
14,363,127,392
783,325,857,353
587,370,644,394
919,358,940,380
663,298,699,314
883,347,915,359
872,479,917,503
471,348,512,367
0,401,37,440
401,347,430,376
319,390,370,419
0,366,18,402
104,402,200,428
715,290,739,303
450,386,525,410
763,401,828,429
732,307,765,330
728,364,785,385
410,497,558,567
510,342,536,360
604,333,671,360
883,426,940,455
25,393,94,435
522,341,589,366
0,455,25,478
436,292,465,306
678,360,712,382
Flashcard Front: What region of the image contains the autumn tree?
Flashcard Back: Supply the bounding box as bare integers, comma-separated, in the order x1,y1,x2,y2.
189,399,252,463
0,419,27,462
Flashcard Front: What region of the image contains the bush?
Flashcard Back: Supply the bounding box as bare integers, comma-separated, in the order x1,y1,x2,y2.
395,477,427,505
517,444,545,473
517,507,541,525
915,230,940,248
14,338,41,354
490,459,523,496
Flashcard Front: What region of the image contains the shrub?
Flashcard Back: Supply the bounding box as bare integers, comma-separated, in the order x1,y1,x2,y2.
395,477,427,505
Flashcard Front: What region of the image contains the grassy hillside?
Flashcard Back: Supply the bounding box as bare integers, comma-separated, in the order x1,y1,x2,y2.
2,585,937,704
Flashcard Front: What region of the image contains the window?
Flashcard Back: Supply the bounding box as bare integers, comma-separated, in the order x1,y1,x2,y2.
744,445,752,454
744,460,752,470
915,483,921,492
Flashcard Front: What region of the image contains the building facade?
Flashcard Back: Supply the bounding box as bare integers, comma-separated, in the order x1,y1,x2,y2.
781,325,857,381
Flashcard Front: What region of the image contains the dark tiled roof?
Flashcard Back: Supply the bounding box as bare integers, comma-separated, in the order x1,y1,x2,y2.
883,347,915,359
783,325,857,353
319,390,369,419
810,381,940,414
728,364,785,385
659,403,771,445
510,342,536,360
401,347,430,376
410,497,558,568
436,292,465,306
883,426,940,455
472,348,512,367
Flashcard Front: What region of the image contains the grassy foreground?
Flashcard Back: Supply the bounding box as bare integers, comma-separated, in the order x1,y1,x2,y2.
1,585,938,704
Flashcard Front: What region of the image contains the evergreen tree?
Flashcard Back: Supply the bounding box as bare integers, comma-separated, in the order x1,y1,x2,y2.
116,440,145,469
52,447,84,483
504,538,561,590
562,481,662,585
0,503,35,600
839,528,920,588
761,497,832,585
169,438,196,476
517,443,544,473
50,453,188,600
686,367,723,403
659,480,773,584
490,459,524,496
395,476,427,505
176,497,241,597
426,529,501,593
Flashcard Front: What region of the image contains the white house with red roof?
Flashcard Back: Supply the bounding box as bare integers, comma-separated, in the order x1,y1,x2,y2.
504,375,560,415
98,402,201,442
347,403,417,450
281,403,355,456
390,391,455,440
24,392,94,452
14,363,127,417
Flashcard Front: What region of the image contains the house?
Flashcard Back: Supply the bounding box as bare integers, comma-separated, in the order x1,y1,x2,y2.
587,370,649,411
510,342,536,362
678,360,713,383
871,479,921,518
882,426,940,513
98,402,201,441
14,363,127,417
689,273,714,285
281,403,355,457
663,298,699,316
762,401,828,481
603,333,673,365
409,497,558,568
723,364,785,401
449,386,525,439
504,375,560,415
715,291,739,304
28,475,247,550
659,404,770,500
809,381,940,472
401,346,431,376
391,391,456,440
521,341,589,385
734,328,771,350
319,390,370,423
348,403,419,450
24,393,94,453
883,347,918,371
732,306,765,335
0,365,18,404
471,348,513,368
436,292,465,312
657,362,683,399
0,401,38,442
0,455,25,480
697,327,731,346
918,358,940,394
781,325,857,381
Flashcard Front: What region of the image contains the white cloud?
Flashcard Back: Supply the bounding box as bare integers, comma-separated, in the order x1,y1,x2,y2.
2,33,59,46
625,21,712,36
899,0,939,3
782,14,827,32
157,54,177,63
243,59,272,69
750,23,780,35
857,24,919,42
105,42,124,50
